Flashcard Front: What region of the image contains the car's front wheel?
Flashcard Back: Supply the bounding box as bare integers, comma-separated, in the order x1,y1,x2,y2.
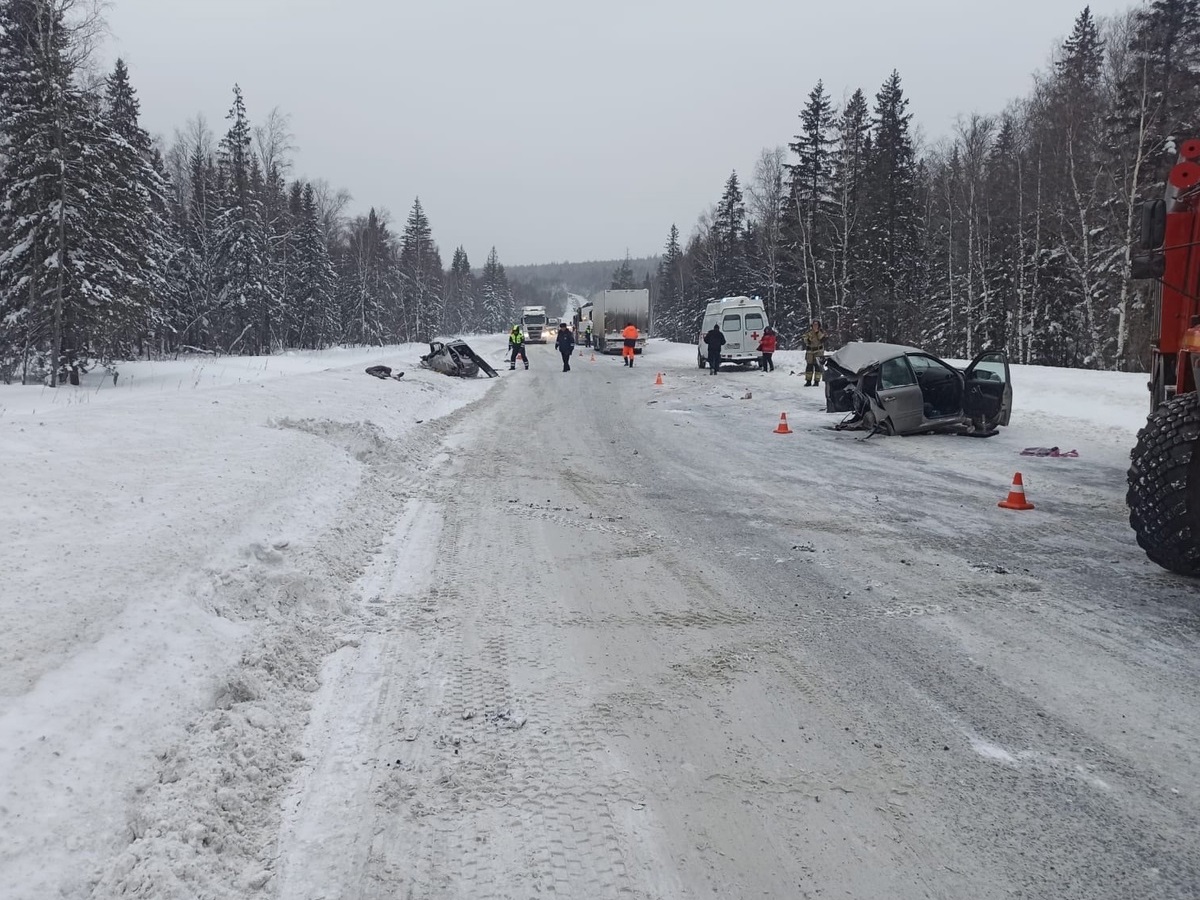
864,408,893,436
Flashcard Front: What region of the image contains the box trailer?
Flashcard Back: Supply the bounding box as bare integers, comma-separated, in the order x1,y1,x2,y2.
588,289,650,354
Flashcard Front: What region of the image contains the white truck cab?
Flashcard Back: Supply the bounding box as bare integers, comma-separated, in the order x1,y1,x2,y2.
521,306,549,343
697,296,769,369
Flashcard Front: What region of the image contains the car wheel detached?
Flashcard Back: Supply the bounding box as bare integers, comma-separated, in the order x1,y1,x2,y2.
1128,391,1200,575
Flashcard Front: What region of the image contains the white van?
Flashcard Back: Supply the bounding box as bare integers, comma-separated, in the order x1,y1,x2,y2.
697,296,769,370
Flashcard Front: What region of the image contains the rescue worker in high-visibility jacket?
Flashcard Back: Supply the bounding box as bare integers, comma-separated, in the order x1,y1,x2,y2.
802,322,828,386
621,322,639,367
508,325,528,370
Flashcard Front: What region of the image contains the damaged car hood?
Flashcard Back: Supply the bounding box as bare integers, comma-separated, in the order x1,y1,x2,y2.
828,341,923,375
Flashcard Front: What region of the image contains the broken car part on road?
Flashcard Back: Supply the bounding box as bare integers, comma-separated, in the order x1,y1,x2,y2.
418,340,500,378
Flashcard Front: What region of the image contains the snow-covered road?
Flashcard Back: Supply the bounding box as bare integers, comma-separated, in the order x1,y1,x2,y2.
3,340,1199,898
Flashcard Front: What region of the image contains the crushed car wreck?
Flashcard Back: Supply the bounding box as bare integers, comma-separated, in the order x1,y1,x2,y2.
824,342,1012,437
419,340,500,378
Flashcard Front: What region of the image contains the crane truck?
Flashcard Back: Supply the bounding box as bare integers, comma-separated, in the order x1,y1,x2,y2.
1127,139,1200,574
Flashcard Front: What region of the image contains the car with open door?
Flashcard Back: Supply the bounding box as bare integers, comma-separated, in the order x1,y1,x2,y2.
823,342,1012,436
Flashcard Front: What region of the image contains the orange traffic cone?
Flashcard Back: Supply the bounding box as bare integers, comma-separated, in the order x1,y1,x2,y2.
773,412,793,434
590,352,596,362
654,372,664,386
998,472,1035,510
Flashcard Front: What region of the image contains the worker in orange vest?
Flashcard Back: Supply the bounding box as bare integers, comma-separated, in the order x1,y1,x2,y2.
621,322,639,367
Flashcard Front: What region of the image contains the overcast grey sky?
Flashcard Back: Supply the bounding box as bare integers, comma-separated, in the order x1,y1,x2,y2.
104,0,1135,266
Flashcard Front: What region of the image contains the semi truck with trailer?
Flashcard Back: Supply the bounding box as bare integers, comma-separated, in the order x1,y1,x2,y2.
585,289,650,354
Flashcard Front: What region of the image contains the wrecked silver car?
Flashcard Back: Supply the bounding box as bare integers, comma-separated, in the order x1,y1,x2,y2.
419,340,499,378
824,342,1012,436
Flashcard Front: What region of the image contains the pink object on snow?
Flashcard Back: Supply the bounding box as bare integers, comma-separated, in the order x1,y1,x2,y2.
1020,447,1079,458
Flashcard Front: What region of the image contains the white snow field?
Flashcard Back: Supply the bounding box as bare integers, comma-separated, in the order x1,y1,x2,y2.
2,338,1198,899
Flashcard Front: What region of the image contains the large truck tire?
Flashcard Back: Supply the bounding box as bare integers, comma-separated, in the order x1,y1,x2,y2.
1127,391,1200,575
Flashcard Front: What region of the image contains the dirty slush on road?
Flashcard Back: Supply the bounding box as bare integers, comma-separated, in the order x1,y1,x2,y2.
260,345,1200,900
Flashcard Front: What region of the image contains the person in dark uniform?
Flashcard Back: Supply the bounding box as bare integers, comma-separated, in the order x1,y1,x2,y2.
554,322,575,372
704,324,726,374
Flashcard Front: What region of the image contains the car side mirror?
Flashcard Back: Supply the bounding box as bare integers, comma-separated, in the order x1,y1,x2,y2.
1130,250,1166,280
1140,199,1166,250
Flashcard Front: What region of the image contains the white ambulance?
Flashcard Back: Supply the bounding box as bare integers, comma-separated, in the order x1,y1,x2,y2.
697,296,769,370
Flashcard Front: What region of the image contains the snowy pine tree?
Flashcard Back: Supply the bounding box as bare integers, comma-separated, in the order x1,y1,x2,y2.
479,246,513,333
214,86,278,353
828,88,872,338
653,224,686,340
442,246,476,335
0,0,67,380
782,80,837,331
399,198,443,341
100,57,172,357
289,182,336,348
338,209,397,345
610,252,637,289
0,1,169,380
862,71,920,341
711,172,748,298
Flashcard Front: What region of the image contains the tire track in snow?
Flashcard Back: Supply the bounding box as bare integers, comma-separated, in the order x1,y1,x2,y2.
357,474,640,899
90,389,493,900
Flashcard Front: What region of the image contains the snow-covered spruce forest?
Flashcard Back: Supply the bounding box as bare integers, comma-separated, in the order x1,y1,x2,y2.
654,3,1193,370
0,2,1191,383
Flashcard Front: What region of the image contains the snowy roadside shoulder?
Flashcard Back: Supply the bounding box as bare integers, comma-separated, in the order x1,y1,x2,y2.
0,341,503,900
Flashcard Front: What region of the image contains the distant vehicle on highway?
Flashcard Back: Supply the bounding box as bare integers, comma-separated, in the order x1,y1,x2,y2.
521,306,548,343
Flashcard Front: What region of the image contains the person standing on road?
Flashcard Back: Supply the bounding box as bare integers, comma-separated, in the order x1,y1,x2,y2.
508,325,529,371
704,324,726,375
555,322,575,372
802,321,828,386
622,322,639,367
758,326,778,372
584,323,593,348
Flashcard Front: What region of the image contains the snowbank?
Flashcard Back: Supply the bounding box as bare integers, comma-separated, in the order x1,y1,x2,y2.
0,340,504,899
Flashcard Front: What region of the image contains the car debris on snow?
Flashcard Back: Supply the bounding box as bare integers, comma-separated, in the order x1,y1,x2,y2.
418,339,499,378
365,365,404,380
1020,446,1080,457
